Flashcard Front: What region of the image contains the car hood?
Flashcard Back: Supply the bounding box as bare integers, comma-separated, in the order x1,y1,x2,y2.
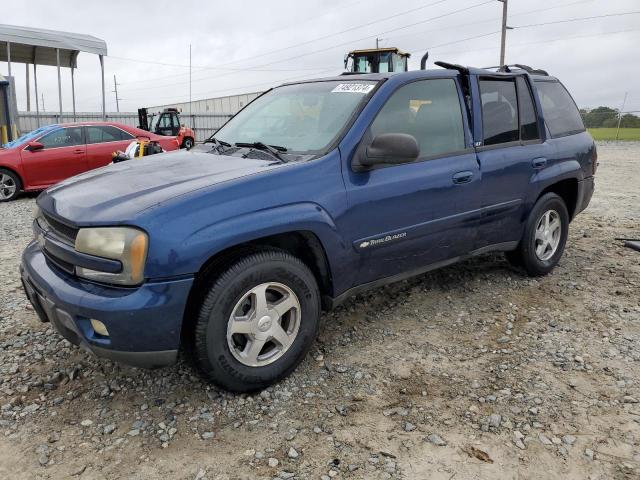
38,148,281,224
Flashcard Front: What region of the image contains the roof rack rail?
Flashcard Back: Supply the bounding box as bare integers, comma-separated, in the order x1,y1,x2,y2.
433,61,469,75
481,64,549,76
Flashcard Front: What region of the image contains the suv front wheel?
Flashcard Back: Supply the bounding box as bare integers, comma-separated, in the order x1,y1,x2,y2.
506,192,569,276
193,249,320,392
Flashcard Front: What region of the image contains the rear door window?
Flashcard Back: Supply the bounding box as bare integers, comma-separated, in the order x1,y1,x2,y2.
86,126,134,144
371,78,466,158
534,80,585,137
479,79,519,145
516,77,540,141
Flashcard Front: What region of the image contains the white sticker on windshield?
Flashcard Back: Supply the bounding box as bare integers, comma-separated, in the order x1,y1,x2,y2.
331,83,375,94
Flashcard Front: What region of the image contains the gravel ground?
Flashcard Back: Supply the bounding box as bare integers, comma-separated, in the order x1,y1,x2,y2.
0,142,639,480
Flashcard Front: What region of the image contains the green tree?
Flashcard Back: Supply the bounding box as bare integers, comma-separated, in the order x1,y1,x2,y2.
582,107,618,127
620,113,640,128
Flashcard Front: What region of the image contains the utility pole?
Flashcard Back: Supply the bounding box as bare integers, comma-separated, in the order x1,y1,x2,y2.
498,0,510,67
41,93,45,113
615,91,628,141
189,44,192,129
112,75,121,113
26,64,31,111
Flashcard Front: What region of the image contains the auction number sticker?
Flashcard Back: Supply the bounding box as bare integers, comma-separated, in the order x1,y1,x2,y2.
331,83,375,94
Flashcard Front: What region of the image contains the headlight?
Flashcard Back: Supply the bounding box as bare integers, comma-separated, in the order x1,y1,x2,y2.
75,227,148,286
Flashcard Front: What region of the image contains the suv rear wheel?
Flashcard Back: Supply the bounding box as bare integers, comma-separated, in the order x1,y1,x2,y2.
193,249,320,392
506,192,569,276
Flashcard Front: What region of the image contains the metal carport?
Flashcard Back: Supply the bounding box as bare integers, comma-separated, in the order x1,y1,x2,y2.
0,24,108,134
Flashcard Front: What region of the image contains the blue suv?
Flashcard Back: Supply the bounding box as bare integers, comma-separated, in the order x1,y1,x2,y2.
21,63,596,392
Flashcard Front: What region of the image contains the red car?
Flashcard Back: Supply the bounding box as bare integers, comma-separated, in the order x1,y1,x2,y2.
0,122,180,201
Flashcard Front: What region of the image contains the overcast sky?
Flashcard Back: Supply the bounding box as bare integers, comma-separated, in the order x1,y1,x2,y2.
3,0,640,113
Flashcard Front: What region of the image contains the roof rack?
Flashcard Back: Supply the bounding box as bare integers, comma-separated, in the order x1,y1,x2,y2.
433,61,469,75
481,64,549,76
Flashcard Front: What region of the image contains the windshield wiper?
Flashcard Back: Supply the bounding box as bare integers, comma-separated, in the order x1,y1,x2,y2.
234,142,288,163
204,136,231,146
203,137,232,153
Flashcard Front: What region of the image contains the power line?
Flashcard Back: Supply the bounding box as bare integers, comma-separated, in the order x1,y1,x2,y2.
386,0,594,43
514,11,640,29
210,0,450,68
422,26,640,57
119,65,337,94
111,0,449,86
128,67,340,107
120,0,495,97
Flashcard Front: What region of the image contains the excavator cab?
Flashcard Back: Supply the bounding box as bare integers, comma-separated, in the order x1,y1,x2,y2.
345,48,410,74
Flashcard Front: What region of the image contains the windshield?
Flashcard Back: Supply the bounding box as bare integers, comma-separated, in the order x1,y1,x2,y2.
214,80,378,154
148,114,160,132
1,125,57,149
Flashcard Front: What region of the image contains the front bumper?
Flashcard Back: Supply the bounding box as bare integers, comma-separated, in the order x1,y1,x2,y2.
20,241,194,368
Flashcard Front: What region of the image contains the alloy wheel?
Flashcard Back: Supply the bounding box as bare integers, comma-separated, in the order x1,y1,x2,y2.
226,282,301,367
534,209,561,261
0,174,16,200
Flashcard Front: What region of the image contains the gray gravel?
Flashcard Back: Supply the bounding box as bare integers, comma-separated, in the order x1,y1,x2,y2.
0,142,639,479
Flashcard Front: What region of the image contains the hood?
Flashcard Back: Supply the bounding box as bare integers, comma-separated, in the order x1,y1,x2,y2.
38,148,280,224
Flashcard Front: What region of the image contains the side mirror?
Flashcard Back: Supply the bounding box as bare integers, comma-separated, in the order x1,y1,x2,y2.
359,133,419,169
26,141,44,151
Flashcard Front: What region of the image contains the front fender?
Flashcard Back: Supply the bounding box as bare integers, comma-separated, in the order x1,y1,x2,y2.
149,202,350,291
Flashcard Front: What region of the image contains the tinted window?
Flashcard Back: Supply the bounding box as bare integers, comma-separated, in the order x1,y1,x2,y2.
480,79,519,145
39,127,84,148
535,80,585,137
86,126,133,144
371,79,465,157
516,77,540,141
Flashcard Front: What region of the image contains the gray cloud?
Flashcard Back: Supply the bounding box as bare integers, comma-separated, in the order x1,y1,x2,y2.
3,0,639,113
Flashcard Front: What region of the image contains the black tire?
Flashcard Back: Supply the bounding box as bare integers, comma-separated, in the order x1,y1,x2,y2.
0,168,21,202
193,249,320,392
182,137,194,149
506,193,569,276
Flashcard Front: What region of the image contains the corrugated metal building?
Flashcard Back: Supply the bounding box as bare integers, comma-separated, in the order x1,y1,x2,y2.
148,91,263,116
16,91,264,142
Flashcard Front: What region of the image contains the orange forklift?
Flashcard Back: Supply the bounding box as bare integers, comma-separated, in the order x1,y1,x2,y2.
138,107,195,149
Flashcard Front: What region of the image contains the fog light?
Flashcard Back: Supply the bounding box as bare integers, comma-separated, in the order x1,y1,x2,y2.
90,319,109,337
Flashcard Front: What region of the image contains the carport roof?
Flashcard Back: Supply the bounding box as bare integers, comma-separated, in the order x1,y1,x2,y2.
0,24,107,68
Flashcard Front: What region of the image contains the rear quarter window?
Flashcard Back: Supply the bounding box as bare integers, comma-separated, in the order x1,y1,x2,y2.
534,80,585,137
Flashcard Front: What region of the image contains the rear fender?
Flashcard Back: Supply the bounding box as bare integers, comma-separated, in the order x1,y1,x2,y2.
527,159,582,208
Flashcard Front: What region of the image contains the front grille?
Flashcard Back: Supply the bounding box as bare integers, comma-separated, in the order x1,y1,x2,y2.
42,249,75,275
38,212,78,245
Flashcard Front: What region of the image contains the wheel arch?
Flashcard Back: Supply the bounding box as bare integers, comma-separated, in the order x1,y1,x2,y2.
536,177,579,220
180,229,334,348
0,165,24,191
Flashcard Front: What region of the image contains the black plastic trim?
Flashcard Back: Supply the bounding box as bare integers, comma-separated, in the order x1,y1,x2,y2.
326,240,519,308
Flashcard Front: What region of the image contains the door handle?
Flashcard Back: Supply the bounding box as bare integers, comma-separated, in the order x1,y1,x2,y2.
73,149,84,154
452,171,473,185
532,157,547,169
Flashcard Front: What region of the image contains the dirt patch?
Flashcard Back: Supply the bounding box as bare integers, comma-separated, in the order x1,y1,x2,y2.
0,142,639,479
